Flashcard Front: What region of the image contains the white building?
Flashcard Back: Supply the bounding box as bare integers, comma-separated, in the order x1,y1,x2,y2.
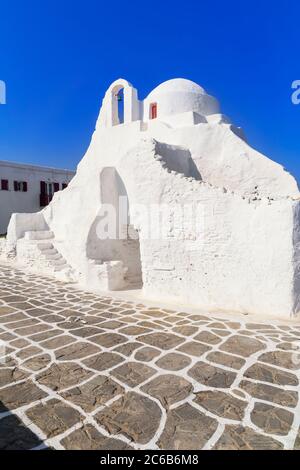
0,160,74,234
1,78,300,319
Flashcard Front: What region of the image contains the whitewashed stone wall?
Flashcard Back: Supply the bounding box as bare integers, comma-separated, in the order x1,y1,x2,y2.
4,78,300,318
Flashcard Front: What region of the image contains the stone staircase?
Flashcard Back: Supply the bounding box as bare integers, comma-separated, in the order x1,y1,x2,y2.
17,230,76,281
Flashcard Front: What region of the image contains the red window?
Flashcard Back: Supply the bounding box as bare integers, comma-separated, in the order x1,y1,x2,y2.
150,103,157,119
1,179,9,190
40,181,48,207
53,182,60,192
62,183,68,189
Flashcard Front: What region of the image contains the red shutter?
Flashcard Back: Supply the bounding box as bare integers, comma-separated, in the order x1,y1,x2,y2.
14,181,19,191
150,103,157,119
53,182,59,192
23,181,28,192
40,181,46,194
40,181,48,207
40,194,49,207
1,179,9,190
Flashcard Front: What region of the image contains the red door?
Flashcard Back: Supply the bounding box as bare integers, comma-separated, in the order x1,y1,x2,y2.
150,103,157,119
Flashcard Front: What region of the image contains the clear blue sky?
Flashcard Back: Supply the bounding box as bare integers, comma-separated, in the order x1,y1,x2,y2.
0,0,299,182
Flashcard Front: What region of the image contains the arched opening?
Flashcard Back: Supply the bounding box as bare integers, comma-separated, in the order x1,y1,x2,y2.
150,102,157,119
112,85,125,126
117,88,124,124
86,167,143,290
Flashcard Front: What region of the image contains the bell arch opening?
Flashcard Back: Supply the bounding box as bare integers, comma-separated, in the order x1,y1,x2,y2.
111,85,125,126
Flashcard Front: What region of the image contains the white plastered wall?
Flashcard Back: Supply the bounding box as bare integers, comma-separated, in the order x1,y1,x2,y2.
118,139,296,317
5,78,300,318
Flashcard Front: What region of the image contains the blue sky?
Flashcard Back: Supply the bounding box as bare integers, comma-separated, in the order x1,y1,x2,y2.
0,0,299,182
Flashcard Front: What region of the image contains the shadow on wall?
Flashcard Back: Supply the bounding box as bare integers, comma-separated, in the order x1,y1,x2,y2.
86,167,143,288
0,401,46,449
155,142,202,180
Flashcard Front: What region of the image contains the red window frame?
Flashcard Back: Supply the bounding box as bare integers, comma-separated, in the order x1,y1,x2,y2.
150,102,157,120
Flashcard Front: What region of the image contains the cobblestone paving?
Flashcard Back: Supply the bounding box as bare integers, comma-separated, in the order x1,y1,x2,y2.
1,264,300,450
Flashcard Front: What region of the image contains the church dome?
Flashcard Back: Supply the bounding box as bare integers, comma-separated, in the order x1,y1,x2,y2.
146,78,206,98
144,78,220,120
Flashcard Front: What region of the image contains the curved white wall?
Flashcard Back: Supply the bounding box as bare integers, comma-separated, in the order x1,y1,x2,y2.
143,91,220,121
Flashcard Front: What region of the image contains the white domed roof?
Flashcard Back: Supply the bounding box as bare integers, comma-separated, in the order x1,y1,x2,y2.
147,78,206,98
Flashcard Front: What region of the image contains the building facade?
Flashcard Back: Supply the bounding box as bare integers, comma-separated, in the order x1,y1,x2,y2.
1,78,300,318
0,160,74,234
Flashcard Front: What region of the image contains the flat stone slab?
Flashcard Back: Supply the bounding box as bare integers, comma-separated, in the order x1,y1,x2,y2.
61,424,133,450
136,332,185,350
250,402,294,435
0,380,47,411
214,424,283,450
61,375,124,412
40,335,75,349
26,399,83,437
244,363,298,386
36,362,93,391
194,331,222,345
240,380,298,407
158,403,218,450
220,335,266,357
21,353,52,371
113,342,142,356
155,352,191,371
89,333,127,348
111,362,156,387
134,347,161,362
71,327,104,337
188,361,236,388
194,390,247,420
0,367,29,387
95,392,161,444
83,352,125,371
206,351,246,370
258,351,300,370
141,374,193,408
177,341,211,356
55,342,100,360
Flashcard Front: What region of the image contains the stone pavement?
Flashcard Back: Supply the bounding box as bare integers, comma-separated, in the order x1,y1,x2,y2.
0,264,300,450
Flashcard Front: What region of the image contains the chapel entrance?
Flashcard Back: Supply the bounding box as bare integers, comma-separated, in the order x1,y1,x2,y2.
86,167,143,289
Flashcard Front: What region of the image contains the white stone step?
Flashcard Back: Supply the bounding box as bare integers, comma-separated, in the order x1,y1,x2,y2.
36,242,54,250
40,248,58,256
24,230,54,240
51,258,67,267
53,263,68,272
44,252,61,260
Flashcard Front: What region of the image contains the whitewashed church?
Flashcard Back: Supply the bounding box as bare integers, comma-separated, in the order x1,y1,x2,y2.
1,78,299,319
